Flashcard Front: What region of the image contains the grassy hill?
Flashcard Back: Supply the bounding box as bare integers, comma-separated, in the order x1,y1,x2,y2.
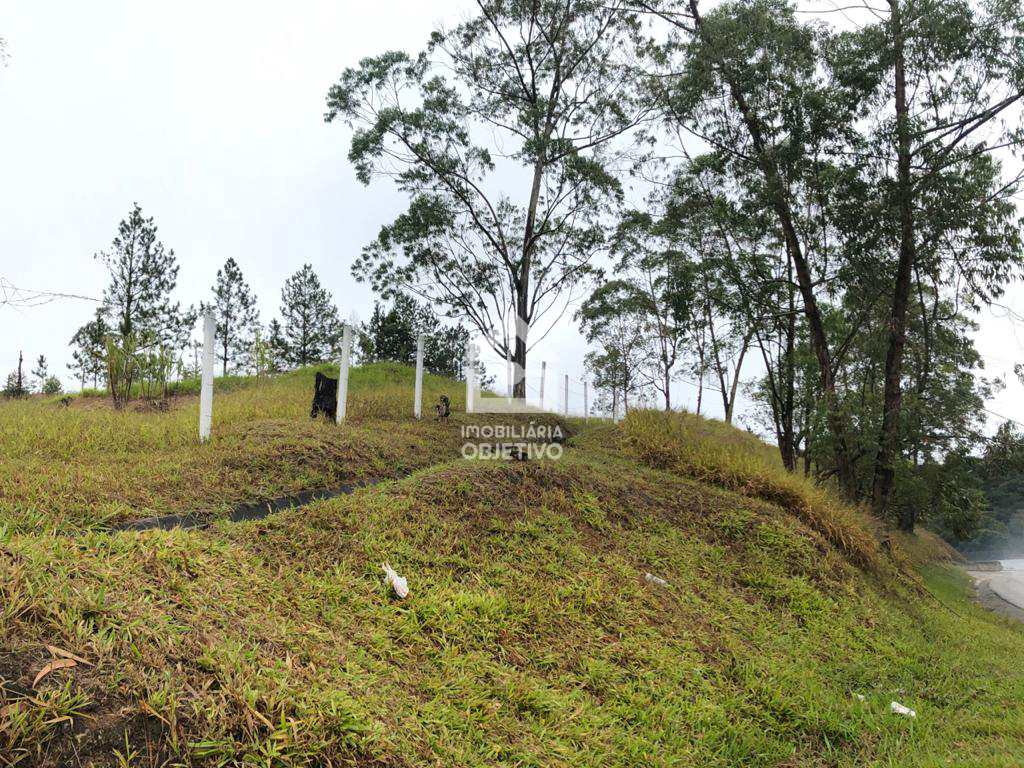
2,365,1023,766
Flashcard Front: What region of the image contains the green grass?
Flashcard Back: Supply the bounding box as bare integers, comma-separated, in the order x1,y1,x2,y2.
2,374,1023,766
0,363,549,534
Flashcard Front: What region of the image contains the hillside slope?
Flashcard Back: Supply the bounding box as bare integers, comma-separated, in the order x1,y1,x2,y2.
0,363,555,534
2,369,1023,767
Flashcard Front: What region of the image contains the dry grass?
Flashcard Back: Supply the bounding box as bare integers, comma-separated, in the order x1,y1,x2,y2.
0,363,559,534
587,410,884,571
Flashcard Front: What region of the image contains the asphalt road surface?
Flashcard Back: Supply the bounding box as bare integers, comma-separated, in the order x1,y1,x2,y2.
968,560,1024,618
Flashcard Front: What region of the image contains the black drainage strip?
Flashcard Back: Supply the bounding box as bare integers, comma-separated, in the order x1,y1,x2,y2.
114,479,386,533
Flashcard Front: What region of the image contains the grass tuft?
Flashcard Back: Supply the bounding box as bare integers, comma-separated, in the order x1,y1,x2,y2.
605,410,883,571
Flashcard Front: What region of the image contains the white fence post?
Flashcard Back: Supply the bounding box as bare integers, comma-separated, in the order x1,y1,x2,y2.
336,324,353,424
540,361,546,410
465,339,476,414
414,332,424,419
584,380,589,423
506,350,512,403
563,374,569,417
199,310,215,442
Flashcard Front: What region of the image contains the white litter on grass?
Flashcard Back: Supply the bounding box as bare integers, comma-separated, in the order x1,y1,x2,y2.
644,572,669,588
853,693,866,702
381,562,409,599
890,701,916,718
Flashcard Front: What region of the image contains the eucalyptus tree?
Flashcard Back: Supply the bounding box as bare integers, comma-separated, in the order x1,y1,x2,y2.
633,0,878,495
326,0,650,397
577,281,650,414
838,0,1024,519
658,159,767,424
607,210,699,410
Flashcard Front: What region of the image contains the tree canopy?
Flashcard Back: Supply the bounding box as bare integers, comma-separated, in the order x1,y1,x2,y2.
327,0,651,396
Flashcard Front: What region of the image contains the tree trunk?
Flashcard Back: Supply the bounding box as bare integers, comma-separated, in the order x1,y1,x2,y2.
513,293,529,399
780,255,797,472
898,504,915,532
725,332,751,424
872,0,915,526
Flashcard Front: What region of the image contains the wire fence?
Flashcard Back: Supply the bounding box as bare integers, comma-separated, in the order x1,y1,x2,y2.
474,349,602,419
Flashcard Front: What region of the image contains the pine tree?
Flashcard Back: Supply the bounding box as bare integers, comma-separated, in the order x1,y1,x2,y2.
278,265,341,366
360,296,419,365
267,319,288,372
202,258,260,375
70,309,111,390
358,293,481,381
31,355,48,392
97,203,195,349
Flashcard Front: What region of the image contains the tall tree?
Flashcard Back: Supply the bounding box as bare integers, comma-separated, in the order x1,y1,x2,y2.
578,282,650,414
278,264,342,367
608,211,697,411
267,319,289,373
328,0,650,397
859,0,1024,522
96,203,194,349
203,258,260,375
640,0,874,496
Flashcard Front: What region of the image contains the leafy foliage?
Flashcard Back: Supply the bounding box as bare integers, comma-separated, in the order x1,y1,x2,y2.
328,0,650,394
358,293,491,383
278,264,342,367
69,309,110,391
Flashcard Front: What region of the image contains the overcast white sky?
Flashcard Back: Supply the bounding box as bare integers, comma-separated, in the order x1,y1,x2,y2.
1,1,1022,433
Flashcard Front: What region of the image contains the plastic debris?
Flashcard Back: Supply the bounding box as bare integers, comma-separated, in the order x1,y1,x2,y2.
381,562,409,599
852,693,866,702
644,572,669,588
890,701,916,718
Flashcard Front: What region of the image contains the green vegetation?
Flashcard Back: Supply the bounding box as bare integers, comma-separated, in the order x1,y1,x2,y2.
2,366,1023,766
0,363,490,534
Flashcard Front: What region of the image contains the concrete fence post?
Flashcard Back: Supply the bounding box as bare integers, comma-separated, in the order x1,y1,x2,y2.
336,324,353,424
465,339,476,414
199,310,215,442
540,361,546,410
584,380,589,423
563,374,569,417
414,332,425,419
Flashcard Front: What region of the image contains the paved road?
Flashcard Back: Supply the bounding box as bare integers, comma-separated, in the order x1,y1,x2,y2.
984,570,1024,609
968,565,1024,613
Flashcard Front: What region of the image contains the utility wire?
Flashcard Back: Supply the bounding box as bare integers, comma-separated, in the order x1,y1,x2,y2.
0,277,101,308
